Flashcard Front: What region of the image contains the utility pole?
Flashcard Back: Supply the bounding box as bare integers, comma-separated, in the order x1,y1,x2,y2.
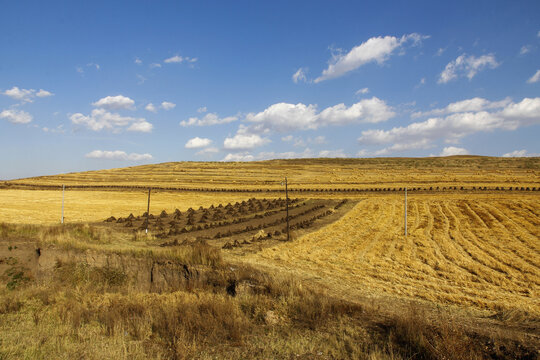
404,187,407,237
61,184,65,224
146,188,151,234
285,177,290,241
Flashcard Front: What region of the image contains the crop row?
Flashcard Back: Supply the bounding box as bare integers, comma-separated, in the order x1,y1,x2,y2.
4,182,539,192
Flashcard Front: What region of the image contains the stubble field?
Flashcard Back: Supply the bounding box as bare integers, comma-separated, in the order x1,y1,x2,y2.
0,157,539,359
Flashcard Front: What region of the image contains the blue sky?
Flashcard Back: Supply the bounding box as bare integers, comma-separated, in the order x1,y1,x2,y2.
1,0,539,179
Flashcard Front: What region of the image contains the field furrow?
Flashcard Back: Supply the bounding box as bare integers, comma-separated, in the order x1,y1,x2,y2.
248,196,540,314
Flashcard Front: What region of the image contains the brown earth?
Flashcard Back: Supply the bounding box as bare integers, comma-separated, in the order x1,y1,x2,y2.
98,197,355,253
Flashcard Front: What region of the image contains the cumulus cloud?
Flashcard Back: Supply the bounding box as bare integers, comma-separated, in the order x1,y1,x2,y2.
314,33,429,83
92,95,135,110
243,97,395,134
70,108,152,132
2,86,54,103
180,112,238,127
135,57,142,64
145,103,157,113
127,121,153,133
412,97,512,118
222,152,255,162
438,54,499,83
0,109,33,124
150,63,162,68
502,149,540,157
197,106,207,113
358,97,540,154
527,70,540,83
292,67,308,83
161,101,176,110
185,137,212,149
440,146,469,156
85,150,153,161
223,134,270,150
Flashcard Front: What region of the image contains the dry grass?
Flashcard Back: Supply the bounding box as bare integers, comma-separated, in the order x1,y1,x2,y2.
245,194,540,316
2,255,532,360
4,156,539,190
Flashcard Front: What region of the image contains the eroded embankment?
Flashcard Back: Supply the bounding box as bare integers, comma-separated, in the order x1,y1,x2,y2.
0,240,215,293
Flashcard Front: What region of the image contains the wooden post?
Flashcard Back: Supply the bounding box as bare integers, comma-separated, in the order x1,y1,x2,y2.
146,188,151,234
404,187,407,237
61,184,65,224
285,177,290,241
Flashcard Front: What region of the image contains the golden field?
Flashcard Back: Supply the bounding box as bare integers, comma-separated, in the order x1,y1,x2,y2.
1,157,539,359
3,156,539,190
0,189,270,224
244,194,539,316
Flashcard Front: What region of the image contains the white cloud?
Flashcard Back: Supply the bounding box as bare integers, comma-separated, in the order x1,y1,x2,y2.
150,63,162,68
440,146,469,156
70,108,152,132
3,86,54,102
0,109,33,124
185,137,212,149
3,87,34,101
438,54,499,83
246,103,319,133
223,134,270,150
243,97,394,134
527,70,540,83
359,97,540,154
318,97,395,125
127,121,153,133
502,149,539,157
292,67,308,83
164,55,183,63
314,33,429,83
164,55,197,64
145,103,157,113
85,150,153,161
538,30,540,38
180,112,238,127
36,89,54,97
197,106,207,113
356,87,369,95
196,147,219,156
412,97,512,118
520,45,531,55
135,58,142,65
318,149,347,158
92,95,135,110
222,152,255,162
312,135,326,144
161,101,176,110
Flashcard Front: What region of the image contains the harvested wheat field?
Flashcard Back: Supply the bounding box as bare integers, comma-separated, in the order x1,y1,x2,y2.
1,159,539,359
244,194,540,316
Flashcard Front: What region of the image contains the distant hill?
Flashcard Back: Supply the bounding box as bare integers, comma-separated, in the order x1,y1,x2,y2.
2,156,538,190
